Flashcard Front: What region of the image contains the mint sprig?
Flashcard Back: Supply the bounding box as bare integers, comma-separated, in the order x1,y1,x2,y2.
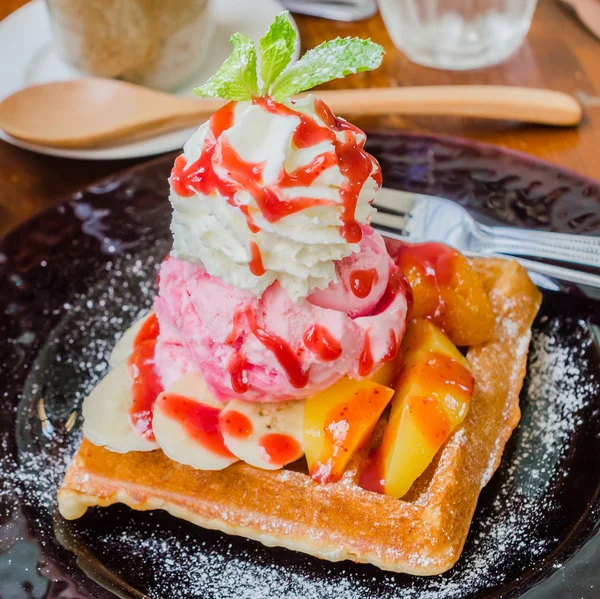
259,12,297,94
194,33,259,100
193,12,384,102
270,37,384,100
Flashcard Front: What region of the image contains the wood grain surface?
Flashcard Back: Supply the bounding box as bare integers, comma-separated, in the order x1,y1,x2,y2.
1,0,599,237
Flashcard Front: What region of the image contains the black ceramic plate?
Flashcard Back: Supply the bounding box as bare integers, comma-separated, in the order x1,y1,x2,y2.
1,133,600,599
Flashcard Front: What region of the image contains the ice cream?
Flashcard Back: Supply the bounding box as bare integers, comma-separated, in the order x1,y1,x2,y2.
80,22,407,469
154,225,408,402
169,95,381,301
154,84,411,403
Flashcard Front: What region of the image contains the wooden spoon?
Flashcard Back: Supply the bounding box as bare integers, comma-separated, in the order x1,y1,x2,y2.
0,78,582,149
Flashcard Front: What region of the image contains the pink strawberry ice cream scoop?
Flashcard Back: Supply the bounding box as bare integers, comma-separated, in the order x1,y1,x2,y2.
308,227,391,318
154,226,409,402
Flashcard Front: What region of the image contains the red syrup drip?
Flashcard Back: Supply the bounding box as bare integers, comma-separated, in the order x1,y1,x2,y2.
170,102,237,199
245,307,308,389
227,351,250,394
160,393,234,459
358,332,374,377
387,240,460,326
170,104,260,233
218,140,334,222
406,395,451,449
382,329,398,362
248,241,265,276
391,241,458,287
278,152,338,187
171,97,380,246
256,97,381,243
370,266,412,317
128,313,163,442
303,324,342,361
337,137,374,243
313,98,382,242
256,96,334,149
225,309,245,345
219,410,253,440
415,353,475,400
359,350,475,495
225,310,250,394
349,268,378,298
359,452,385,494
258,433,302,467
240,206,261,234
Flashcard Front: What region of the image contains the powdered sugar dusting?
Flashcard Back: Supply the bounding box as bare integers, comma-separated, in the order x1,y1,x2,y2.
2,248,599,598
1,248,161,521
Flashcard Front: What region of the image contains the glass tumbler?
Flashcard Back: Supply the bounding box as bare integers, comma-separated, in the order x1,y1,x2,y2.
378,0,539,70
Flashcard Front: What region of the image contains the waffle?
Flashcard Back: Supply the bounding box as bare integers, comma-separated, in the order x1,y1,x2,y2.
58,257,541,575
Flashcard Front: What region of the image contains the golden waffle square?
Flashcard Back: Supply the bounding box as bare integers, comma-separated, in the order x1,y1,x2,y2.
58,257,541,575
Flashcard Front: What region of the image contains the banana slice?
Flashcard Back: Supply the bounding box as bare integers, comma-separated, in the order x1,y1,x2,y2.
109,312,154,368
220,399,305,470
82,361,159,453
152,373,238,471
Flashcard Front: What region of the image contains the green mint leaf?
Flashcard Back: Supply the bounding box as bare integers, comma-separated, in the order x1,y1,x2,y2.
193,33,259,101
270,37,384,100
259,12,297,94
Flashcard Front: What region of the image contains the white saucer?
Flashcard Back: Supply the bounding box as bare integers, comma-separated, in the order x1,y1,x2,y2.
0,0,300,160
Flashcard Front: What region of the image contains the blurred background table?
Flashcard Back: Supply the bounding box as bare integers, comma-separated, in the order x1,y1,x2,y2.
1,0,599,237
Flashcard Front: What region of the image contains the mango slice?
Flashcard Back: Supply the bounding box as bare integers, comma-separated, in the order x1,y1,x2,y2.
304,377,394,483
361,320,474,499
392,241,495,346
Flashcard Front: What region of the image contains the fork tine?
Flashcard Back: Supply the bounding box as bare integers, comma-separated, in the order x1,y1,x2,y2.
372,188,415,216
370,211,409,238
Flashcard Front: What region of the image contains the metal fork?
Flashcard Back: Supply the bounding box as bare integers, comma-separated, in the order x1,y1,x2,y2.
371,188,600,289
280,0,377,21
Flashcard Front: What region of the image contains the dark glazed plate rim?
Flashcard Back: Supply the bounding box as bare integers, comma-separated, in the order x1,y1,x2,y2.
1,132,600,599
370,128,600,189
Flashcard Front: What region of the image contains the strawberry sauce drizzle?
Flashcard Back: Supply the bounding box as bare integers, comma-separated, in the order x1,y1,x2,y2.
407,395,451,448
349,268,378,298
311,97,381,242
359,454,385,494
160,393,234,459
169,98,388,392
225,309,250,394
278,152,337,187
370,266,412,317
225,309,245,345
245,307,308,389
240,206,260,234
170,102,236,199
218,140,334,223
227,351,250,394
382,329,398,362
171,96,380,252
258,433,302,467
358,332,374,377
390,241,458,287
128,313,163,442
360,351,474,495
248,241,265,276
220,410,253,440
258,96,380,243
303,324,342,361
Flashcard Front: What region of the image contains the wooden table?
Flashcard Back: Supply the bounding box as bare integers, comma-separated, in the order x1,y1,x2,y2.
1,0,599,237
